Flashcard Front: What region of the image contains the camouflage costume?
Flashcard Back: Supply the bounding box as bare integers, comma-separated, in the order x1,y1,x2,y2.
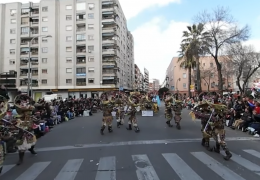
190,101,232,160
165,97,174,127
173,101,183,129
126,103,140,132
100,100,114,135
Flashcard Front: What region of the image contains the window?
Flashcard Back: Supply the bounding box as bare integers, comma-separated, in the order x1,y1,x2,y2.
42,69,47,74
42,58,47,63
210,73,214,78
42,37,48,43
76,14,86,21
88,35,94,40
76,67,86,74
10,49,15,55
66,5,72,10
66,15,72,20
66,36,72,41
66,47,72,52
88,24,94,29
42,47,48,53
76,78,86,86
210,63,213,67
76,2,86,11
88,13,94,19
41,79,47,84
66,25,72,31
42,17,48,22
21,27,29,34
183,73,187,78
88,78,94,83
88,67,94,73
183,83,187,88
228,82,232,87
10,39,15,44
42,7,48,12
10,29,16,34
66,68,72,73
66,57,72,63
10,9,16,15
76,34,85,41
66,79,72,84
42,27,48,32
11,19,16,24
88,57,94,62
88,3,94,10
88,46,94,51
9,59,15,65
211,82,215,88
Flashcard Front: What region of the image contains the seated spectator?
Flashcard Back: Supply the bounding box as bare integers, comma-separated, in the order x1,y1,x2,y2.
231,107,251,129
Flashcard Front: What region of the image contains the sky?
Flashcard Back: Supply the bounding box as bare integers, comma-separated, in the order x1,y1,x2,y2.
1,0,260,84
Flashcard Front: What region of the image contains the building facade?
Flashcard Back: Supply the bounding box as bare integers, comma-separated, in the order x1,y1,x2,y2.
143,68,149,92
0,0,134,100
134,64,144,91
149,78,160,91
166,56,235,95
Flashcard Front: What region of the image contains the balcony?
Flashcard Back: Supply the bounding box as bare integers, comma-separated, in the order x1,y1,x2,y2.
102,78,117,85
76,46,86,55
102,61,116,66
31,40,38,46
21,9,30,16
102,39,118,47
31,30,39,36
76,79,86,86
21,31,30,37
20,41,30,47
0,71,17,79
76,24,86,32
102,49,117,56
76,14,86,23
102,70,117,76
31,8,39,15
30,17,39,26
102,17,117,25
20,51,29,57
76,56,86,64
0,79,16,88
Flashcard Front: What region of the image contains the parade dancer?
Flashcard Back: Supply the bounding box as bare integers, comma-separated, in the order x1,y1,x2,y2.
100,95,114,135
13,95,37,165
164,95,174,127
126,103,140,132
173,100,183,129
190,98,232,160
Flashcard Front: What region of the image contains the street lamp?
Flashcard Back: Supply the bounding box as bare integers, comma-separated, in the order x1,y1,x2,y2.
27,35,52,97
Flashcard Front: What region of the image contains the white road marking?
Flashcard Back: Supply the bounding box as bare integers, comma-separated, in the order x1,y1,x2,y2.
191,152,246,180
132,154,160,180
95,156,116,180
15,162,50,180
162,153,203,180
54,159,83,180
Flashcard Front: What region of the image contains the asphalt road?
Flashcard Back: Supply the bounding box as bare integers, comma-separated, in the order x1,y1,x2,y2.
2,107,260,180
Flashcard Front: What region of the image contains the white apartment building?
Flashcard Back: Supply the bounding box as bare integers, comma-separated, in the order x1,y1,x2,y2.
0,0,134,100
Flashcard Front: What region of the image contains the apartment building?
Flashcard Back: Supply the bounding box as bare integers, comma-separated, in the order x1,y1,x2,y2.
134,64,145,91
165,56,235,95
0,0,134,100
143,68,149,92
149,78,160,91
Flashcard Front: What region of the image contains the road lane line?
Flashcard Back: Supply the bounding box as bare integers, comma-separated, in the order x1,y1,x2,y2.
95,156,116,180
132,154,160,180
220,151,260,176
0,164,15,176
243,149,260,159
15,162,50,180
162,153,203,180
54,159,83,180
32,137,260,152
191,152,246,180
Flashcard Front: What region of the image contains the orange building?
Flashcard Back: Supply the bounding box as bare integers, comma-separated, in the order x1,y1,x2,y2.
166,56,234,95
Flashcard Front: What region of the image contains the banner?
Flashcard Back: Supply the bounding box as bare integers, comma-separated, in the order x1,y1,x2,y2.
156,95,160,106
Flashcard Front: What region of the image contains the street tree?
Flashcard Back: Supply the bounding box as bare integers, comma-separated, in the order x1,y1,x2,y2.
178,43,196,97
199,66,217,92
180,23,209,94
196,6,250,92
227,43,260,94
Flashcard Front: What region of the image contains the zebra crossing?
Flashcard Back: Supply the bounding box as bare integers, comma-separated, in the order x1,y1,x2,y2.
1,149,260,180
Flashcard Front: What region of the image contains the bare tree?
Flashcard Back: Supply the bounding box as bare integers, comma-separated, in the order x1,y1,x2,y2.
196,7,250,92
221,58,235,90
227,43,260,94
199,66,217,92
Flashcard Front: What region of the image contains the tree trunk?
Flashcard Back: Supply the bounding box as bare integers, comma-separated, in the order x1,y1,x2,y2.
188,67,192,97
196,57,202,93
214,57,223,93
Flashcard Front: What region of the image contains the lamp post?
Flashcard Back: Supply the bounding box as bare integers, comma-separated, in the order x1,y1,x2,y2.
27,35,52,97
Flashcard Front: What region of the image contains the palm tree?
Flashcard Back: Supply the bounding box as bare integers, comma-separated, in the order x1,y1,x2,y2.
181,23,209,94
178,43,196,97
